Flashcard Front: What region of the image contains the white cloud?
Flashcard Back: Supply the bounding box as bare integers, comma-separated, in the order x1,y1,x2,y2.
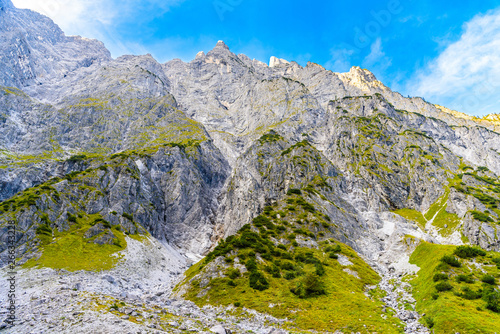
362,38,392,71
325,45,356,72
410,8,500,116
11,0,183,57
12,0,115,32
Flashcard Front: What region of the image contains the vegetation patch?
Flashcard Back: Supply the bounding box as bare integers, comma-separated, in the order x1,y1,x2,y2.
178,195,404,333
259,131,283,144
410,241,500,333
393,208,427,229
24,213,127,271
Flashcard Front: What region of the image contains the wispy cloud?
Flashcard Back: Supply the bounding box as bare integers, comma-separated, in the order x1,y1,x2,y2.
362,38,392,73
12,0,184,57
410,8,500,116
325,46,356,73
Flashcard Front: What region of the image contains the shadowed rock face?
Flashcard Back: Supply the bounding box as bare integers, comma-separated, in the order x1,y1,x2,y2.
2,2,500,270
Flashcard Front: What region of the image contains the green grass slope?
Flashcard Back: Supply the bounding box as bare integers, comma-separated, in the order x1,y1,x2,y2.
410,242,500,333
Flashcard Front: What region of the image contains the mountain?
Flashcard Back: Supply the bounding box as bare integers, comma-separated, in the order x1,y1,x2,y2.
0,0,110,91
1,3,500,334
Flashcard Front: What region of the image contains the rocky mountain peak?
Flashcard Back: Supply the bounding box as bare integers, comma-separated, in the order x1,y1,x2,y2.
269,56,290,68
204,39,240,65
348,66,378,81
195,51,206,59
337,65,384,92
215,40,230,50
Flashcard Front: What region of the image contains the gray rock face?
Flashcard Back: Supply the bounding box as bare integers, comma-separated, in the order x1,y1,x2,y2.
162,48,500,177
0,1,110,90
0,141,229,264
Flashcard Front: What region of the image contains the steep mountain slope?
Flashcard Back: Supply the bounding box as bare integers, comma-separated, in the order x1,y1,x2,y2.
1,3,500,333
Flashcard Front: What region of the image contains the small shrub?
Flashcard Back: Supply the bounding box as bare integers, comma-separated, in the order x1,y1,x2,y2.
435,281,453,292
245,259,258,272
423,316,434,328
67,154,87,162
36,224,52,236
64,171,81,181
454,245,486,258
227,280,237,287
236,231,261,249
259,131,282,144
483,290,500,313
325,244,341,253
433,273,448,282
287,188,302,195
440,255,461,267
40,214,50,225
265,264,281,278
328,252,338,259
471,210,494,222
457,287,482,300
456,274,474,284
435,262,450,272
482,275,496,285
249,271,269,291
93,219,111,228
290,272,326,298
226,267,241,279
295,251,318,264
261,253,272,261
315,262,325,276
253,215,271,227
234,302,241,307
122,212,134,221
276,225,287,233
281,261,296,271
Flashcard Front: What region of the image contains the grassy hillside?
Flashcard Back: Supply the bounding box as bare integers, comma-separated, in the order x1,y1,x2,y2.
410,242,500,333
177,190,405,333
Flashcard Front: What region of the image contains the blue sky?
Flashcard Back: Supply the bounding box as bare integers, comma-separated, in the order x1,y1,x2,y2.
12,0,500,116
